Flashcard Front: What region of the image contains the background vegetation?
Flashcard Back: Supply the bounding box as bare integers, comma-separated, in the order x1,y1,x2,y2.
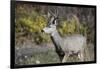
15,3,95,65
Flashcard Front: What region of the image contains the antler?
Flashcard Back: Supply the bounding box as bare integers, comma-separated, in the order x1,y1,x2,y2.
48,7,58,17
46,7,59,26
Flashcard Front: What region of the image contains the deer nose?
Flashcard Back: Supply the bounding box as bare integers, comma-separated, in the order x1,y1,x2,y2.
41,30,44,33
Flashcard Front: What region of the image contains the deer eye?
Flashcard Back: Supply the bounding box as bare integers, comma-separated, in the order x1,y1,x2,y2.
46,23,50,27
48,26,51,28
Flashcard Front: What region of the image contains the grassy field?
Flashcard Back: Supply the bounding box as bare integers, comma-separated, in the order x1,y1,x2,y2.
15,43,94,65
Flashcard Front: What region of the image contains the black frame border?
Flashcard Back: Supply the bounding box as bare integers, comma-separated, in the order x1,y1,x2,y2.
11,1,97,68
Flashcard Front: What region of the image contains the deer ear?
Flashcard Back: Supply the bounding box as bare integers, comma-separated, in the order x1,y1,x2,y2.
54,19,57,25
47,12,51,18
53,17,59,26
52,20,57,26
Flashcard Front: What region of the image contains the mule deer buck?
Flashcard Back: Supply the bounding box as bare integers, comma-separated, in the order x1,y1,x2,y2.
42,10,87,63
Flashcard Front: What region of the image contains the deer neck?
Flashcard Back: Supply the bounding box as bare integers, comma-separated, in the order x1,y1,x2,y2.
50,30,65,59
51,30,62,40
50,30,63,49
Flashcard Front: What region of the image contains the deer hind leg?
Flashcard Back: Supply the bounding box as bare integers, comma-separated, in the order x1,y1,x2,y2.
78,50,84,61
62,53,69,63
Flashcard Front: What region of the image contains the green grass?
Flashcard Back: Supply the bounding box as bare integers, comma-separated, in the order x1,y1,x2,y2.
15,44,94,65
15,50,60,65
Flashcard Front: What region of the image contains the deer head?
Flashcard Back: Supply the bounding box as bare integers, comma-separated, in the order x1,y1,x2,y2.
42,9,58,35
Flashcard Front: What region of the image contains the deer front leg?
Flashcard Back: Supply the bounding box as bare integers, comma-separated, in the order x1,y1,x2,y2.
62,53,69,63
78,50,84,61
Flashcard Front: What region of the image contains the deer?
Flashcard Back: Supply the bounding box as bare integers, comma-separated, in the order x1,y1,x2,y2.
42,9,87,63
